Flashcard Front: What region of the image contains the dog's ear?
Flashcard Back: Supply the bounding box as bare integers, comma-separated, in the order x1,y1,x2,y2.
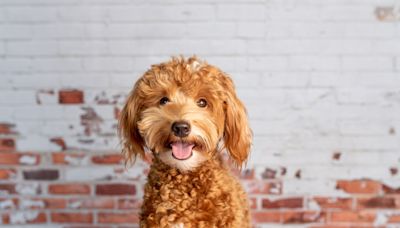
119,82,146,164
221,74,252,168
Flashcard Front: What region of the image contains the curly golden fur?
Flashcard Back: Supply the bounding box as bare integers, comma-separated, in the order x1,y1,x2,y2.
119,56,252,227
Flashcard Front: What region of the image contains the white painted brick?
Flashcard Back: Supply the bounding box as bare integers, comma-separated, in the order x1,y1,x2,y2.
32,24,85,39
58,6,108,22
217,4,265,20
6,41,58,56
248,56,289,71
267,5,321,22
11,74,61,89
109,73,141,88
321,5,376,21
109,39,247,56
0,58,32,72
31,58,82,72
60,73,110,88
65,167,114,181
58,40,109,56
342,56,394,71
237,22,265,38
186,22,236,38
86,23,186,38
5,6,57,22
0,90,36,105
289,56,341,71
0,107,14,122
109,5,215,21
206,56,247,72
83,57,133,71
0,25,32,39
261,72,310,87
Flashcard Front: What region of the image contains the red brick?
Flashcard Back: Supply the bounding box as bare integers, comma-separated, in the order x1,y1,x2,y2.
68,198,114,209
2,212,47,224
0,123,15,134
0,138,15,151
313,197,353,210
50,137,67,150
251,211,281,223
96,184,136,196
249,197,257,209
23,169,59,180
356,196,397,209
98,212,139,224
117,198,141,209
0,169,16,180
336,179,382,194
243,180,282,195
330,211,376,223
282,211,324,224
51,212,93,223
0,184,16,194
59,89,84,104
49,184,90,195
0,153,40,165
382,184,400,194
0,198,17,209
388,214,400,223
52,152,86,164
92,154,123,164
262,197,303,209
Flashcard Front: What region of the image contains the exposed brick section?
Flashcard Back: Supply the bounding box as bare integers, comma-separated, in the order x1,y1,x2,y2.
95,184,136,196
0,184,16,194
0,123,15,134
92,154,123,164
59,89,84,104
117,198,141,209
49,184,91,195
262,197,303,209
313,197,353,210
252,211,281,223
97,212,139,224
68,198,115,209
51,212,93,223
2,212,47,224
330,211,376,223
0,169,16,180
282,211,323,224
0,139,16,152
50,137,67,150
357,197,397,209
23,169,59,180
336,179,382,194
0,153,40,165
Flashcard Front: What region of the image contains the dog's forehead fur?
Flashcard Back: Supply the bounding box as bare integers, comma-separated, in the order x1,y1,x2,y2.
136,57,231,100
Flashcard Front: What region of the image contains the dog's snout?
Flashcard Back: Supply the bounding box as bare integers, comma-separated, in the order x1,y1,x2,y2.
171,121,191,137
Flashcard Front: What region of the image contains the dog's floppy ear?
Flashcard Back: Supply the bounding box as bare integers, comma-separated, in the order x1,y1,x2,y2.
221,74,252,168
119,81,145,164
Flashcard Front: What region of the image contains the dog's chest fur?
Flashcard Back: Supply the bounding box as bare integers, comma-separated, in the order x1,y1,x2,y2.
139,157,250,228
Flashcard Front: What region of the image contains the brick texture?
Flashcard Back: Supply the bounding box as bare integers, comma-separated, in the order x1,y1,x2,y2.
1,1,400,228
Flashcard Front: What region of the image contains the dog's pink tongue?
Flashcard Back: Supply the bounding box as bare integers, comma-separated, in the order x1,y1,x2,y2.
171,142,194,160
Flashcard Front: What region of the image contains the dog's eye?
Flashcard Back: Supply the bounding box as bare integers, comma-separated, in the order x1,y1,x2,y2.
197,98,207,108
159,97,170,105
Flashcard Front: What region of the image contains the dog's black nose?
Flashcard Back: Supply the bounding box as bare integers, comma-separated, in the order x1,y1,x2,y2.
171,121,191,137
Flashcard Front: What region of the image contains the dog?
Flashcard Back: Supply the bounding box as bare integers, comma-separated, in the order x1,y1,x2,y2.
119,56,252,227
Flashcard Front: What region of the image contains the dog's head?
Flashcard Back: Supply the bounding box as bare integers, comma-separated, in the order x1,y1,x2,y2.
119,57,252,171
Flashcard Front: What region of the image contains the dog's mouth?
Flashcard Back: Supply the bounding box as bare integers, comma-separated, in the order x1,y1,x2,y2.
169,141,195,160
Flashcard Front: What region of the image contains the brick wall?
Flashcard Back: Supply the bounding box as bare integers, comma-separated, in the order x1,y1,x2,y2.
1,0,400,227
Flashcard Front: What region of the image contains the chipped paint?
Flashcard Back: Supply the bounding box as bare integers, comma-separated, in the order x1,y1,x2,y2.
15,183,40,195
80,107,103,136
0,199,15,209
19,155,37,165
19,199,45,209
10,211,40,224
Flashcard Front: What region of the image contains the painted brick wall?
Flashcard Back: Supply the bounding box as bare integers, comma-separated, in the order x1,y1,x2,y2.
1,0,400,227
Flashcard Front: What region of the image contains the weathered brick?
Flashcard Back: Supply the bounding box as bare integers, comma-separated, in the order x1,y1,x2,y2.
97,212,139,223
262,197,304,209
23,169,59,180
313,197,353,210
117,198,141,209
92,154,123,164
0,169,16,180
356,197,397,209
0,123,15,134
68,198,114,209
3,211,47,224
282,211,324,224
336,179,382,194
96,184,136,196
49,184,90,195
0,184,16,194
51,212,93,223
252,211,281,223
330,211,376,223
0,153,40,165
0,138,15,151
59,89,84,104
